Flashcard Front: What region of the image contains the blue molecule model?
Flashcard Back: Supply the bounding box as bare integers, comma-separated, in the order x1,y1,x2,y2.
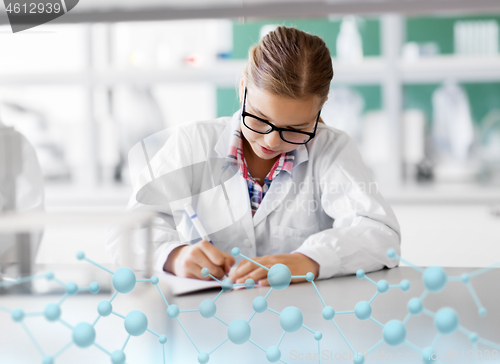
383,320,406,346
159,335,167,344
356,270,365,279
377,280,389,293
434,307,459,334
353,355,365,364
245,279,255,290
44,303,61,322
98,300,113,317
354,301,371,320
461,273,470,283
423,266,447,292
201,268,210,277
124,310,148,336
72,322,96,348
422,347,438,363
198,352,209,364
479,308,487,317
42,356,53,364
267,264,292,290
66,282,79,295
11,308,24,322
306,272,315,282
400,280,410,292
469,333,478,342
111,350,126,364
314,331,323,341
387,249,396,259
89,282,100,294
199,300,216,318
112,267,136,294
231,247,240,257
150,276,159,285
266,346,281,362
253,297,267,313
45,271,54,280
221,278,233,292
227,318,251,345
76,251,85,260
322,306,335,320
166,304,180,319
407,298,423,315
279,306,303,333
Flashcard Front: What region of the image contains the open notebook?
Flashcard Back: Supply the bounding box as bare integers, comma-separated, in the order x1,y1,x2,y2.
158,266,246,296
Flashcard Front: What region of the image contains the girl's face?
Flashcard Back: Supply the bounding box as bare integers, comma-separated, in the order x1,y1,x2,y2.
240,84,322,161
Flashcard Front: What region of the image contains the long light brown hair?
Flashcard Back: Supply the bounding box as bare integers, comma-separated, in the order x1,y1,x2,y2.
241,25,334,123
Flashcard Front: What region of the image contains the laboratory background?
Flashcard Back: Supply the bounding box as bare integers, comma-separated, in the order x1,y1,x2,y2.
1,0,500,362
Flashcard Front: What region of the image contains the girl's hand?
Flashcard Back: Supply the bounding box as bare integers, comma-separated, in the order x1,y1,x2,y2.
228,253,319,286
164,241,235,280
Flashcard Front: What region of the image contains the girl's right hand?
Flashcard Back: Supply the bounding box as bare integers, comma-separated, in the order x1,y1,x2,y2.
164,240,235,280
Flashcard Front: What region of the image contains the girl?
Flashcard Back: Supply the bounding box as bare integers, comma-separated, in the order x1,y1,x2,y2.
107,26,401,286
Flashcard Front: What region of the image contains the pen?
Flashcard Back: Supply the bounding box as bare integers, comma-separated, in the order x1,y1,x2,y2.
184,203,214,245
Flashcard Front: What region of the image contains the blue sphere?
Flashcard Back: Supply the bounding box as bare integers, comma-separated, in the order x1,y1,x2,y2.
422,347,438,363
253,297,267,313
124,310,148,336
45,271,54,280
461,273,470,283
73,322,96,348
150,276,159,285
353,355,365,364
221,278,233,292
314,331,323,341
111,350,126,364
159,335,167,344
266,346,281,362
322,306,335,320
199,299,216,318
44,303,61,321
89,282,100,294
166,305,179,319
227,318,251,345
267,264,292,290
356,270,365,279
231,247,240,257
97,300,112,317
434,308,459,334
306,272,315,282
423,266,447,292
201,268,210,277
66,282,78,295
383,320,406,346
245,279,255,290
11,308,24,322
112,267,136,294
387,249,396,259
42,356,53,364
354,301,372,320
400,280,410,292
76,251,85,260
469,333,478,342
377,280,389,293
198,352,209,364
479,308,487,317
279,306,303,333
407,298,423,315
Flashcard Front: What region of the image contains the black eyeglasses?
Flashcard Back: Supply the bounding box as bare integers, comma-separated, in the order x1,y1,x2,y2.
241,87,321,145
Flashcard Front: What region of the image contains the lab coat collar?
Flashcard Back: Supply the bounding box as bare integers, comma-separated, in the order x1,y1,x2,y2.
214,108,309,169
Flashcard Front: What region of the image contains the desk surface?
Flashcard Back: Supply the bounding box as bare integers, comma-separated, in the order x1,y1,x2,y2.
1,267,499,364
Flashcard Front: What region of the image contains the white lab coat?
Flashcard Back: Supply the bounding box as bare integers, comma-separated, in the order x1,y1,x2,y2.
107,109,401,279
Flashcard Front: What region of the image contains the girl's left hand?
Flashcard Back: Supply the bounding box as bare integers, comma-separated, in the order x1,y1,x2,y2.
228,253,319,286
